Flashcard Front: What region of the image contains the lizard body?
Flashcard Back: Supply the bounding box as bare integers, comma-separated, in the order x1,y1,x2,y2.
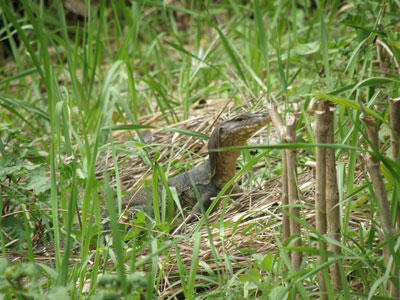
122,112,271,216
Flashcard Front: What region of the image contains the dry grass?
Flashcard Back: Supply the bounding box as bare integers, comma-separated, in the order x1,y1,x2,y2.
93,98,333,297
4,99,373,298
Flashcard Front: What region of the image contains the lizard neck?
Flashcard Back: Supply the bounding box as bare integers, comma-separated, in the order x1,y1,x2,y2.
209,150,241,188
207,112,270,189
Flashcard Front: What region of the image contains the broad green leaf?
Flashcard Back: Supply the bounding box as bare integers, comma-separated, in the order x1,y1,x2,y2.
309,93,384,122
293,41,320,55
349,77,400,95
23,167,50,195
388,39,400,50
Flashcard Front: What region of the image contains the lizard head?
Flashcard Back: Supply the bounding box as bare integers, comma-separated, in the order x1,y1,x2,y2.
208,112,271,185
210,113,271,148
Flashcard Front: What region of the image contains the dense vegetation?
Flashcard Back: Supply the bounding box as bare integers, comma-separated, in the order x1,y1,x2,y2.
0,0,399,299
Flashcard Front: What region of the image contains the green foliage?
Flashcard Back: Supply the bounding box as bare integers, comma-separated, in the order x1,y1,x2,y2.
0,257,149,300
0,258,69,300
92,272,148,300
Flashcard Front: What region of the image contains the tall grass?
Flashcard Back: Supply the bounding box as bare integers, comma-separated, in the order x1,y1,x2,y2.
0,0,399,299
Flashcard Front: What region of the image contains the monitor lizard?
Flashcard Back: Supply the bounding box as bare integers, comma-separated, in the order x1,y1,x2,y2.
121,112,271,218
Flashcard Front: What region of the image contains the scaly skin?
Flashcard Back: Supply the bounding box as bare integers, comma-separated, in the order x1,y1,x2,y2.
122,112,271,216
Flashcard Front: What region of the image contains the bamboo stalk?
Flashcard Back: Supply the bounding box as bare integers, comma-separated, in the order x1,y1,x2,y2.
324,102,342,291
314,108,328,299
389,98,400,228
268,103,301,270
281,152,290,242
362,115,398,298
268,103,290,242
285,114,301,270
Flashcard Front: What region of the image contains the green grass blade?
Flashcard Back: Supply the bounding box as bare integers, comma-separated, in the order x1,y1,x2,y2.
0,68,37,87
0,94,49,120
187,232,201,298
213,24,248,86
318,0,331,88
